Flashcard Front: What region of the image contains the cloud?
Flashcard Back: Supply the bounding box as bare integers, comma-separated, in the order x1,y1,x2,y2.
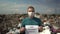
0,2,37,14
0,0,60,14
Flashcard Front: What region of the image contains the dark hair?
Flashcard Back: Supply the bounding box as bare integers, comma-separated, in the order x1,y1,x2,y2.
28,6,34,10
27,6,35,12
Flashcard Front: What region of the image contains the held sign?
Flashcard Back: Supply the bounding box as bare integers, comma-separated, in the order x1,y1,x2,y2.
25,25,38,34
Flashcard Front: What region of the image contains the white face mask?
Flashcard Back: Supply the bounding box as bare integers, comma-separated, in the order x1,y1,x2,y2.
28,12,34,17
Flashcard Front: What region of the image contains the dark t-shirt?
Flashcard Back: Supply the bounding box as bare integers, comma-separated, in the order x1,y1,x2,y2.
21,17,42,27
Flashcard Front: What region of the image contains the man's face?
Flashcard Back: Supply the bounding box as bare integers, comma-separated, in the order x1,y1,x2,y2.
27,8,35,18
28,8,34,12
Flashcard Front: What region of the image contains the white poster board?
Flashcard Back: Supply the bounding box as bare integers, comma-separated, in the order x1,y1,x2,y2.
57,33,60,34
25,25,38,34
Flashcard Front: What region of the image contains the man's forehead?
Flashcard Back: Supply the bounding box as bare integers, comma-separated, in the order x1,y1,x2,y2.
28,8,33,10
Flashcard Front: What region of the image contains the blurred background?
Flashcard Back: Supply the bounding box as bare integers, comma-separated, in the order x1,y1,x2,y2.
0,0,60,34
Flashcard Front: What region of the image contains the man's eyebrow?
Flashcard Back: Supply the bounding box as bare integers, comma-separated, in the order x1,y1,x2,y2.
28,11,34,12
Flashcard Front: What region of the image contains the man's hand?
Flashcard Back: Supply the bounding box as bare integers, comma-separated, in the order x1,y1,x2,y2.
38,26,43,32
20,27,25,33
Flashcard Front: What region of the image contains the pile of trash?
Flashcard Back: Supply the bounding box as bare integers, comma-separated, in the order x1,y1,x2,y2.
0,14,20,34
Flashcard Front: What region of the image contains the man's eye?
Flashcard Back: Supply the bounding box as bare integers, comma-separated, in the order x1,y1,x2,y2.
29,11,34,12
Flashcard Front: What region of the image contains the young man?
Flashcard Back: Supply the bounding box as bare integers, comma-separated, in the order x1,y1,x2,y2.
20,6,43,34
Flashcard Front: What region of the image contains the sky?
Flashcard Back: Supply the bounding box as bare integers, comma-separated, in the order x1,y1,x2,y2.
0,0,60,14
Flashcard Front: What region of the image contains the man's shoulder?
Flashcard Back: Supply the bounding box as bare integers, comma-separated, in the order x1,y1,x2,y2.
23,17,29,21
34,17,40,20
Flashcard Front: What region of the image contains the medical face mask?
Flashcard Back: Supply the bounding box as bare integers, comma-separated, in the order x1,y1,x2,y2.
28,12,34,17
